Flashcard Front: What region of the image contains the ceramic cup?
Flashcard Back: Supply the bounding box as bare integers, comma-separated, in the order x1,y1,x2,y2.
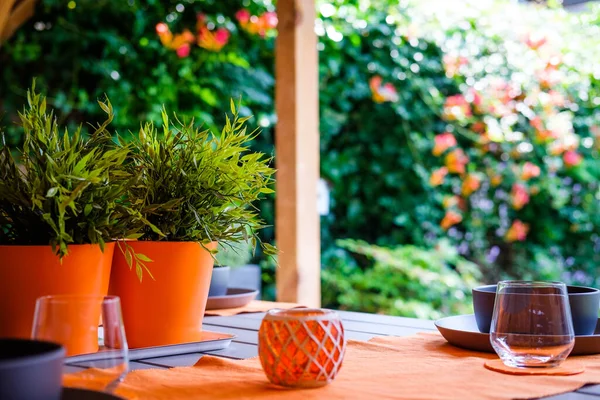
0,339,65,400
473,284,600,335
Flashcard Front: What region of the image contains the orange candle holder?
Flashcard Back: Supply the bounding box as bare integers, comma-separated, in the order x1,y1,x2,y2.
258,308,346,388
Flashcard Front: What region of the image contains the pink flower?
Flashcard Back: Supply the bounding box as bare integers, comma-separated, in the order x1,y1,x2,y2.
156,22,169,35
369,76,398,103
235,9,251,24
443,54,468,78
176,44,191,58
432,132,457,156
563,151,582,167
215,28,230,46
262,11,278,29
521,162,541,181
506,220,529,242
443,94,472,121
511,184,530,210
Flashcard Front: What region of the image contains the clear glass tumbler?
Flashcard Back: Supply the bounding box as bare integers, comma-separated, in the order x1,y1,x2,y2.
32,295,129,392
490,281,575,368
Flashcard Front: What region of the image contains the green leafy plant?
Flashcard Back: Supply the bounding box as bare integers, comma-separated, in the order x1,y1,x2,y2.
322,239,482,319
124,100,276,267
215,240,254,267
0,85,143,256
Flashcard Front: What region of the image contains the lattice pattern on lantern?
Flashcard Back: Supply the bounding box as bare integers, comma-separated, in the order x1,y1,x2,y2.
258,308,346,388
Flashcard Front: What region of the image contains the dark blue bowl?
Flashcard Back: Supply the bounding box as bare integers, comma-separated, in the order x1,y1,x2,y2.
0,339,65,400
473,284,600,335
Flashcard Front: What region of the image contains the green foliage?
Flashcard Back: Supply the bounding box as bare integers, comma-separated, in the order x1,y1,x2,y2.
216,240,254,267
127,101,276,258
322,239,482,319
0,86,142,256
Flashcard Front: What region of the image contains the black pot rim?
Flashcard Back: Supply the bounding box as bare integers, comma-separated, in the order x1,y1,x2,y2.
0,339,65,370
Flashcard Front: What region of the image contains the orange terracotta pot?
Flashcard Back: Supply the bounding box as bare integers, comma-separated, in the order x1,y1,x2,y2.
0,243,114,341
109,241,216,348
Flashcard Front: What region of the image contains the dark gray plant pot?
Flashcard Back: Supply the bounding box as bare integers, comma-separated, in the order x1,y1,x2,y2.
0,339,65,400
229,264,262,299
209,266,231,297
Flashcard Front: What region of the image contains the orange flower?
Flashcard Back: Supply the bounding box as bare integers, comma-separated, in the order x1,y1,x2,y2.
530,116,544,132
237,9,277,37
445,148,469,175
156,23,194,57
511,183,530,210
197,26,230,51
369,76,398,103
521,162,541,181
430,167,448,186
443,94,472,121
432,132,457,156
461,174,481,197
440,211,462,230
506,220,529,242
490,174,503,187
563,150,582,167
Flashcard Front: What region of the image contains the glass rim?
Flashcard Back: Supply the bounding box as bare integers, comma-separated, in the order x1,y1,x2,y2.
497,280,566,288
35,294,121,304
265,308,339,321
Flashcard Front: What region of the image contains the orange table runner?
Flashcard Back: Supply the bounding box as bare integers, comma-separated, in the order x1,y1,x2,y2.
66,333,600,399
204,300,303,317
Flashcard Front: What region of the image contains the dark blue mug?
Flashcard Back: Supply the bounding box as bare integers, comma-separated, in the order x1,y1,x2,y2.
473,284,600,335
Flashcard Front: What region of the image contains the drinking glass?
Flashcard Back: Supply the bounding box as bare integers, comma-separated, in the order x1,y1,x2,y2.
490,281,575,368
32,295,129,392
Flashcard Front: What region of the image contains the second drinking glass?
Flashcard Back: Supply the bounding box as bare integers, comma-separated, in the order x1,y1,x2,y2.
490,281,575,368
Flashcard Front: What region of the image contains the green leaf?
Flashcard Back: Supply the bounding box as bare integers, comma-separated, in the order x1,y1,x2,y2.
46,187,59,197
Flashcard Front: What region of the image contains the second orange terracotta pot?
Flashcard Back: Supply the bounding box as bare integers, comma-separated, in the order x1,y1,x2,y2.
109,241,216,348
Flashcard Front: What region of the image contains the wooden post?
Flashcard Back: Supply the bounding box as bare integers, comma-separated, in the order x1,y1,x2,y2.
275,0,320,306
0,0,17,43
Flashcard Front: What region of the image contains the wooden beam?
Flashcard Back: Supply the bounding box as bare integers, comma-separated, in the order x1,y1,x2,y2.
0,0,17,46
275,0,320,307
1,0,37,44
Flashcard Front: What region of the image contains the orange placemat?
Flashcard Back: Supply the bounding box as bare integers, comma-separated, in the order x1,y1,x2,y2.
204,300,303,317
66,332,600,400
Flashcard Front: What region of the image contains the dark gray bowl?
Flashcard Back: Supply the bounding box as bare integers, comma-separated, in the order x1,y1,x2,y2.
208,265,231,297
473,284,600,335
0,339,65,400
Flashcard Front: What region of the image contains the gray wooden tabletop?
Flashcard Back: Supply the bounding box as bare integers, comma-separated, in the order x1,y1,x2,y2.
69,311,600,399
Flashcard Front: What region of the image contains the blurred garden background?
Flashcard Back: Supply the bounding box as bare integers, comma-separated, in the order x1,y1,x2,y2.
1,0,599,319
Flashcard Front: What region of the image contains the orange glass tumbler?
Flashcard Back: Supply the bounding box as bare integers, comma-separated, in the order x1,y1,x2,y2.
258,308,346,388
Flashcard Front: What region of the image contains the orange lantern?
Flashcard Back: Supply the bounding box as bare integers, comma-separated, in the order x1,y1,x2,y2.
258,309,346,388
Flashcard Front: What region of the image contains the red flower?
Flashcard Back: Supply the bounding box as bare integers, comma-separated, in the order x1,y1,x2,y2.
563,151,582,167
506,220,529,242
176,43,191,58
235,9,251,24
461,174,481,197
521,162,541,181
445,148,469,175
441,211,462,230
432,132,457,156
511,184,530,210
430,167,448,187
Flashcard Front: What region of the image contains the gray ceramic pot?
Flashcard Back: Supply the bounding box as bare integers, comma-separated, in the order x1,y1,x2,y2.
472,284,600,335
209,265,231,297
0,339,65,400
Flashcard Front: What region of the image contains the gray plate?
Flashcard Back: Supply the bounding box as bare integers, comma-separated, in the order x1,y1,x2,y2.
205,288,259,310
66,331,234,363
435,314,600,356
62,387,124,399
